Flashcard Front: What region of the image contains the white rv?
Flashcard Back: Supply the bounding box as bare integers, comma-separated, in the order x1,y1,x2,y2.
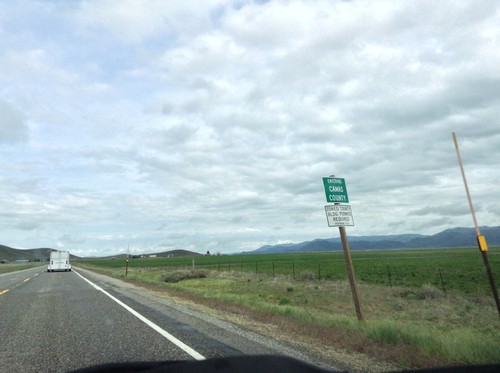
47,251,72,272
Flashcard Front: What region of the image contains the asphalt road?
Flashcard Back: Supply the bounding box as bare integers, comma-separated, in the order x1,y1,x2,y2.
0,266,337,373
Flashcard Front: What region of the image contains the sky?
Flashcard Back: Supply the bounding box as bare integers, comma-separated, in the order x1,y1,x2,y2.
1,0,499,257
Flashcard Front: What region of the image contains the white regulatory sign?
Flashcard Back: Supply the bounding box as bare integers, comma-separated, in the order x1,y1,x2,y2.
325,205,354,227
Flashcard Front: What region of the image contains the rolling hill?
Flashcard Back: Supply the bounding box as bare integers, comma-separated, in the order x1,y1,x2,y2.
99,249,202,259
0,245,79,262
3,226,499,260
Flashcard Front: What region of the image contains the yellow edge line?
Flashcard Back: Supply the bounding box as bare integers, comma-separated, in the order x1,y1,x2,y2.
0,289,10,296
23,278,31,283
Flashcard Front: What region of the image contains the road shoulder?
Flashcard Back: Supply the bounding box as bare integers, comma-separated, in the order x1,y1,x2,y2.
74,266,396,372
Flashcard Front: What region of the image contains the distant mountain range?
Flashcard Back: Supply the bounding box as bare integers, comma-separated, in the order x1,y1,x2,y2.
98,250,202,259
246,226,500,254
2,226,499,261
0,245,198,262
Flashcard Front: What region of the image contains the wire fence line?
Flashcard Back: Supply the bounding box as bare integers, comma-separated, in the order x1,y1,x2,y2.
117,257,498,296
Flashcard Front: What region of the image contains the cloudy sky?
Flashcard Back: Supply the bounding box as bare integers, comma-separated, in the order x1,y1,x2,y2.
1,0,499,257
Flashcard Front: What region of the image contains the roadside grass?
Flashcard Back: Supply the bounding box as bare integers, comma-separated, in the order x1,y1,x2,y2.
0,263,45,274
76,263,500,370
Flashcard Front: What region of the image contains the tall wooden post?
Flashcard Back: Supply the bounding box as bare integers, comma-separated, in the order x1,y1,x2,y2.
324,175,364,321
339,225,364,321
452,133,500,317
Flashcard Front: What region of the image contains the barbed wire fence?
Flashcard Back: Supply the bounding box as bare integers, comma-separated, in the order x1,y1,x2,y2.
116,256,498,296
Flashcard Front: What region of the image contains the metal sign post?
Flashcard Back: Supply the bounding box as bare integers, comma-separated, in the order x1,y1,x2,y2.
452,133,500,317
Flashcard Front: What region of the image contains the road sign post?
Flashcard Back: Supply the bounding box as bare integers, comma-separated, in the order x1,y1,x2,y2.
339,225,363,321
323,176,363,322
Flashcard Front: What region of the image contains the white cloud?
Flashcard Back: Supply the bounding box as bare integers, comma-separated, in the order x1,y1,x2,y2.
74,0,225,44
0,101,28,143
0,0,499,256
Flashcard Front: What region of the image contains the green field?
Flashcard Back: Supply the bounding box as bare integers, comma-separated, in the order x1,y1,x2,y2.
0,262,46,274
77,247,500,296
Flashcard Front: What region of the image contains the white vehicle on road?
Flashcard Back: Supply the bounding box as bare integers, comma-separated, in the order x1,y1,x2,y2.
47,251,71,272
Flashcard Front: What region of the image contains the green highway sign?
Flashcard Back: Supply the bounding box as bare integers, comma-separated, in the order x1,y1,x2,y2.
322,177,349,203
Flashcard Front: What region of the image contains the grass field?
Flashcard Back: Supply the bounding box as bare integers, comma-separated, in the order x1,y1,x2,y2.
0,262,46,274
78,247,500,296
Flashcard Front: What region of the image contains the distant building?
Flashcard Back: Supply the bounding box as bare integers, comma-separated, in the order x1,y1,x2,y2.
149,254,157,258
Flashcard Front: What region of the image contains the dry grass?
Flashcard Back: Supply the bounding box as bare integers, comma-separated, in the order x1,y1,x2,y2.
162,269,208,283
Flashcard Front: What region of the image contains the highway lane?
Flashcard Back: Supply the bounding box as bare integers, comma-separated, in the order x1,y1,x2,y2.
0,268,196,372
0,267,336,373
0,266,45,293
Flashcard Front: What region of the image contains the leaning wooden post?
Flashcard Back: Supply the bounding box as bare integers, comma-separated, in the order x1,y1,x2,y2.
323,175,364,321
452,132,500,317
339,225,364,321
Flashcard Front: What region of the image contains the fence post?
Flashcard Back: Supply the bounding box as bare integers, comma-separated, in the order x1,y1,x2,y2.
256,261,258,274
293,261,295,280
438,268,447,296
387,265,392,288
272,262,275,277
318,263,321,280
